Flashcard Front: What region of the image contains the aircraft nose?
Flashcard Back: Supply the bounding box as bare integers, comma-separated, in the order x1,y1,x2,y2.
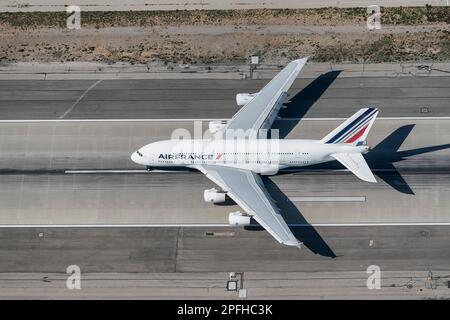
131,152,140,164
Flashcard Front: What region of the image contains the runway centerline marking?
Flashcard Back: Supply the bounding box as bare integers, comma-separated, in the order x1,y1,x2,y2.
65,169,182,174
59,79,102,119
66,170,148,174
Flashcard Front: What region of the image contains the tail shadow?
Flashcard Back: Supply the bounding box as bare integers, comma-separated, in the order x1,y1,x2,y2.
283,124,450,195
366,124,450,195
259,177,336,258
366,125,416,195
271,70,341,139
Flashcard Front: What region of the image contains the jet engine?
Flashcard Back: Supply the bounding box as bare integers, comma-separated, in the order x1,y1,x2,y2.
228,211,251,226
203,188,226,203
208,120,227,134
236,93,257,106
257,164,279,176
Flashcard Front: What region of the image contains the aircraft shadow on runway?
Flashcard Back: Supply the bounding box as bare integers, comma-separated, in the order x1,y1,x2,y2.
244,72,342,257
216,181,336,257
235,177,336,258
238,126,450,257
219,71,340,257
271,70,342,139
217,179,336,257
264,177,337,258
215,74,449,257
365,125,450,195
286,124,450,195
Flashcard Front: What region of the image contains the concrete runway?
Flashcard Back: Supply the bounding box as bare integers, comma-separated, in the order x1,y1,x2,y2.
0,119,449,225
0,75,449,298
0,76,449,119
1,226,450,299
2,225,450,272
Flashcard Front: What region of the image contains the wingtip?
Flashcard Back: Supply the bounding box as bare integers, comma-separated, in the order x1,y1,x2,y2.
284,240,303,248
366,171,378,183
295,56,309,63
364,176,378,183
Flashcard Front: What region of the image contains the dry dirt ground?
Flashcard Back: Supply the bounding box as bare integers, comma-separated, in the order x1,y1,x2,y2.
0,8,449,65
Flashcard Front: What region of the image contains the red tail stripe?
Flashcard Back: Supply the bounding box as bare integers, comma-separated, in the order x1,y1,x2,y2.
345,124,369,143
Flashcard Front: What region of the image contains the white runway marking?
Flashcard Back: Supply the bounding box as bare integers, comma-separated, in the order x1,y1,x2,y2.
65,170,148,174
64,170,185,174
0,222,450,228
290,196,366,202
1,117,450,123
59,79,102,119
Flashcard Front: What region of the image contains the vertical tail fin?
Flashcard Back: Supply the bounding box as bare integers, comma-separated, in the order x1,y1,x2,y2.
320,107,379,145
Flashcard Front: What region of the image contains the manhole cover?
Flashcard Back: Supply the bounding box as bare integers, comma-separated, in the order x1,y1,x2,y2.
420,230,430,237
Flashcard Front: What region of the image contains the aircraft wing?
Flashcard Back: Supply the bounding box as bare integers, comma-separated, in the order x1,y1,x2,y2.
226,57,308,134
197,164,301,247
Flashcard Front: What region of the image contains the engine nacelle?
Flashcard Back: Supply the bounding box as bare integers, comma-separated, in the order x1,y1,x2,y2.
208,120,227,134
236,93,257,107
256,164,279,176
228,211,251,226
203,188,226,203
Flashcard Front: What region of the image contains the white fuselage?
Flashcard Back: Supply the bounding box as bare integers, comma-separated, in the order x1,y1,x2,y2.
131,139,369,175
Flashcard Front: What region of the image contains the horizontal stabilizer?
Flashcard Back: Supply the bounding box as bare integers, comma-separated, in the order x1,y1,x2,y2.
331,153,377,183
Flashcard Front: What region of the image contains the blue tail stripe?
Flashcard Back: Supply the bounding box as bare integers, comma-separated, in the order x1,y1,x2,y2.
334,117,371,144
334,110,376,143
326,108,375,144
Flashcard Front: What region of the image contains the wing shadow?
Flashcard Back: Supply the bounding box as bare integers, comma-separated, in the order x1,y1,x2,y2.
271,70,341,139
257,177,336,258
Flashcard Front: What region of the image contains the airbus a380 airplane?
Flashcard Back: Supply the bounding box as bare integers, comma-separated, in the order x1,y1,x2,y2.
131,57,379,247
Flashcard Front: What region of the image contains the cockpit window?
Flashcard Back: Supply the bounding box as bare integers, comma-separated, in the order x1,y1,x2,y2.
137,151,143,157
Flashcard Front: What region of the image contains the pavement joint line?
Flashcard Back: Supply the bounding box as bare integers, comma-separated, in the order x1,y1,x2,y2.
58,79,102,119
1,117,450,123
0,223,450,228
